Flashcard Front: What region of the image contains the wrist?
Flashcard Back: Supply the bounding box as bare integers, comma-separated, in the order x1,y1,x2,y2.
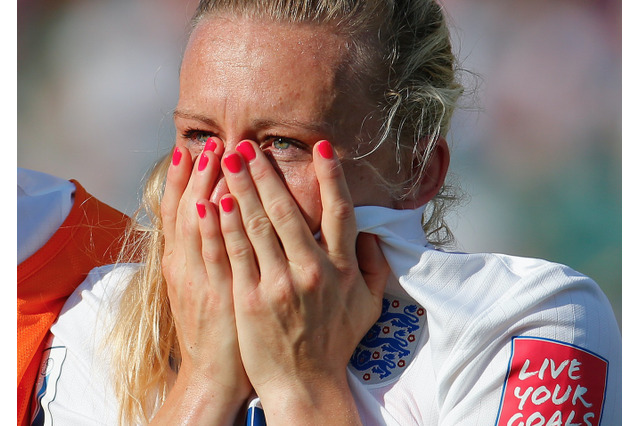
152,363,248,426
257,374,361,425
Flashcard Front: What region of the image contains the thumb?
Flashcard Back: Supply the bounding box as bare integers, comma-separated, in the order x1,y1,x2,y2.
355,232,389,301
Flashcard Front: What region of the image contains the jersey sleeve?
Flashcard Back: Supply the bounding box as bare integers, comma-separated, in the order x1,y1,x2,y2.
434,257,621,426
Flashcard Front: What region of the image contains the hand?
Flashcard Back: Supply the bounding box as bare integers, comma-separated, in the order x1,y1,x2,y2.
218,140,390,424
155,138,251,425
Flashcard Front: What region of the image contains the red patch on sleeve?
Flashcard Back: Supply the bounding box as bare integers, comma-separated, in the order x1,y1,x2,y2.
495,337,608,426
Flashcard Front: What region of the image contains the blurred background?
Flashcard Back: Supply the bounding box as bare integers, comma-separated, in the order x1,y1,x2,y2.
17,0,622,326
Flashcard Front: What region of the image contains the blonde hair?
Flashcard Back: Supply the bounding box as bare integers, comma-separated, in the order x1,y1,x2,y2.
111,1,463,423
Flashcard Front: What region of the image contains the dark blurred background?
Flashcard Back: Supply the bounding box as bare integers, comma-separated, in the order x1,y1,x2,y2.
17,0,622,326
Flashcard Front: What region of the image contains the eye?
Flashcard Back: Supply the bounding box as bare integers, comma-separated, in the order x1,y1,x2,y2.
261,136,311,163
181,128,213,147
272,137,292,150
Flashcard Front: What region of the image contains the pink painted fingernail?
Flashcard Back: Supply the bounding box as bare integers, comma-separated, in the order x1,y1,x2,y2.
198,152,209,171
204,137,217,153
317,140,333,159
236,140,256,162
172,147,182,165
196,202,206,218
220,196,234,213
223,153,243,173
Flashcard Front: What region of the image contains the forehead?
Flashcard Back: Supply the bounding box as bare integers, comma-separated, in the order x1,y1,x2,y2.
180,15,353,124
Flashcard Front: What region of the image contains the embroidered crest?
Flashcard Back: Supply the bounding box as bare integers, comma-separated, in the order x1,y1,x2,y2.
349,295,426,385
495,337,608,426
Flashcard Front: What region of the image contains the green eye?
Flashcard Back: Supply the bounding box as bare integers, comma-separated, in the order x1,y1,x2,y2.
196,133,210,143
273,138,291,150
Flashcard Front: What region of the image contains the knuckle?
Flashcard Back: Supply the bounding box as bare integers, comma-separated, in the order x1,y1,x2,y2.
199,221,220,241
329,199,354,222
297,262,323,293
268,197,298,224
241,288,263,314
250,161,271,183
201,244,225,265
226,239,254,260
244,214,273,238
268,278,295,305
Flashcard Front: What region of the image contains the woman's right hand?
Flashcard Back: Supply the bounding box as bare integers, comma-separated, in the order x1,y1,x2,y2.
153,138,251,425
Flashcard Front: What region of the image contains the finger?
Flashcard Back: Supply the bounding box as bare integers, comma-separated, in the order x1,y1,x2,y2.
196,199,232,289
174,137,222,238
313,140,357,257
183,137,222,210
175,139,224,273
235,140,317,262
161,146,192,254
221,150,286,269
218,194,260,293
355,233,389,301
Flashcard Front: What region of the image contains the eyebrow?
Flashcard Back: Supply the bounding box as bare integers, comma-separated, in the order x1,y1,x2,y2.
173,110,218,127
250,118,331,134
173,109,331,134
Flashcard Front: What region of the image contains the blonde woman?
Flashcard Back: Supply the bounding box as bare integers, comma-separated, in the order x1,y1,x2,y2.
31,1,621,425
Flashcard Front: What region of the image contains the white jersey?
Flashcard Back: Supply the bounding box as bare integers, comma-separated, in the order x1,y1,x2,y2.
31,206,621,425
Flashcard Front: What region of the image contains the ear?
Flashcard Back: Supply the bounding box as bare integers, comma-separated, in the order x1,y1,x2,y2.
394,136,450,209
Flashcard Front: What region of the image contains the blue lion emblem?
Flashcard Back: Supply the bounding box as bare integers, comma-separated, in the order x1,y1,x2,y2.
349,296,425,383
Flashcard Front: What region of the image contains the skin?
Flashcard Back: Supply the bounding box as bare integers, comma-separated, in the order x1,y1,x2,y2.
155,13,449,426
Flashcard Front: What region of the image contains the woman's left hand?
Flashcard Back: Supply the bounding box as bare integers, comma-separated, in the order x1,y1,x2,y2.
217,140,389,424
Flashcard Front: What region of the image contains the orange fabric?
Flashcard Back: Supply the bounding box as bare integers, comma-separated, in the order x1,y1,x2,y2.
17,180,130,426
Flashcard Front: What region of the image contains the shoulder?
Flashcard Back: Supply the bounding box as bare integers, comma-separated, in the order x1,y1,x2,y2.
417,249,620,360
418,249,614,317
52,263,141,346
410,250,621,425
60,263,141,308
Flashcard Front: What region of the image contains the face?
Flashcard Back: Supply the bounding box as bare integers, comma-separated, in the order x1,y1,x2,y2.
174,14,403,232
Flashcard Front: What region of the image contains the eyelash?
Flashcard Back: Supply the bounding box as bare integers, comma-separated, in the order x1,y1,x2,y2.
181,128,305,152
181,128,212,146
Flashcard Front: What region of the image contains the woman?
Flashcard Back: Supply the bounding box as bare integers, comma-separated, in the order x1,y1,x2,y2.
31,0,621,425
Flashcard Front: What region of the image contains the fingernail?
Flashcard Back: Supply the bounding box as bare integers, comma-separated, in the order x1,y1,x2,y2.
198,152,209,171
172,147,182,165
317,140,333,159
196,202,206,218
220,196,234,213
236,141,256,162
204,137,217,153
223,153,243,173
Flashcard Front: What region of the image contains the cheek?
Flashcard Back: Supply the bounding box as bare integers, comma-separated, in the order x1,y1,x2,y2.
343,161,396,208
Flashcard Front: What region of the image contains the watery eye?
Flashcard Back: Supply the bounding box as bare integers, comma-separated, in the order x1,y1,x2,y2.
272,137,292,150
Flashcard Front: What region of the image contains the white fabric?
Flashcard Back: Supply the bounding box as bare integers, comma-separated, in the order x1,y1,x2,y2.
17,168,75,264
32,205,621,425
350,206,621,425
30,265,134,426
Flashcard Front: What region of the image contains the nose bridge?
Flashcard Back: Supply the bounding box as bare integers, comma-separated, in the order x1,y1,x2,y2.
221,136,244,156
217,97,253,156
